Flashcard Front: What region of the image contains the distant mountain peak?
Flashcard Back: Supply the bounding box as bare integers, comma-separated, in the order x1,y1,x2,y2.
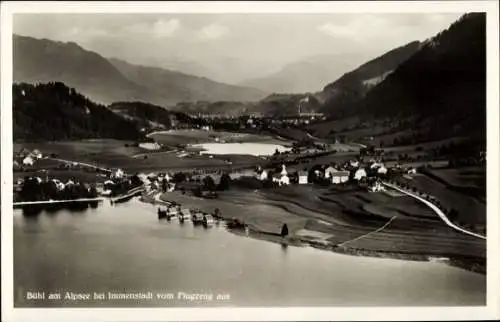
13,35,268,107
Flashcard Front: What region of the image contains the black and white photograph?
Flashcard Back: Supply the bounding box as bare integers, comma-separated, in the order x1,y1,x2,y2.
1,1,499,321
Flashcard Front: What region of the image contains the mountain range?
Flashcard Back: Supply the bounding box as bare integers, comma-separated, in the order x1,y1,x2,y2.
12,13,486,147
13,35,267,107
240,53,370,94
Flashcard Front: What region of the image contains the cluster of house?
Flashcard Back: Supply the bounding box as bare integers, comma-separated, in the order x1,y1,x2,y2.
15,175,96,195
13,148,43,168
252,158,410,192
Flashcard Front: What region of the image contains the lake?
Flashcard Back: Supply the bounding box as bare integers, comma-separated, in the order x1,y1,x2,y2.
13,199,486,307
191,143,292,156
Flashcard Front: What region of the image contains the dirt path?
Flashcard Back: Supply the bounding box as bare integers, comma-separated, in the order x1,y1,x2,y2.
336,215,398,247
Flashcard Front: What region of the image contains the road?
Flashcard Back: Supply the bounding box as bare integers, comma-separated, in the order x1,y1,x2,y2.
46,157,113,173
381,182,486,240
131,150,176,159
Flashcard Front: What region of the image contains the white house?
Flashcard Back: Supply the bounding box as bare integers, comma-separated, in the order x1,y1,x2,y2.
330,171,350,184
354,168,367,181
350,160,360,168
298,171,309,184
377,166,388,175
258,170,269,181
370,162,384,169
369,181,385,192
31,149,43,159
22,156,34,166
324,166,338,179
51,179,65,191
113,169,125,179
279,174,290,186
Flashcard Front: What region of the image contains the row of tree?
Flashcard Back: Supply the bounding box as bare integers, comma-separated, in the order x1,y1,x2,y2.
19,177,98,202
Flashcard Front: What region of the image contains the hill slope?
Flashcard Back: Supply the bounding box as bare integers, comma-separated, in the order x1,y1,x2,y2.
108,101,192,131
13,82,144,141
356,13,486,142
318,41,421,116
13,35,267,106
108,58,267,104
312,13,486,147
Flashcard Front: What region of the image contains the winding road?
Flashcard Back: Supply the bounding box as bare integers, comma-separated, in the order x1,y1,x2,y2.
381,182,486,240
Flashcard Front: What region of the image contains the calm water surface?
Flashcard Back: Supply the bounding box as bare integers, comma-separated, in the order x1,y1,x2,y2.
191,142,291,156
14,199,486,307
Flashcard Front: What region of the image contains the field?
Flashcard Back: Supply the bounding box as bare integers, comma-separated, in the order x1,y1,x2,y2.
148,129,287,146
398,173,486,230
426,167,485,190
14,140,269,175
158,184,485,260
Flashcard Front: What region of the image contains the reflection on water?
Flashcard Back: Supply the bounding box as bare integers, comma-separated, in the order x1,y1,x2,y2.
14,199,486,307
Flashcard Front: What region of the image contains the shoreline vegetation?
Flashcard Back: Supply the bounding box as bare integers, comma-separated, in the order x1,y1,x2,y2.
149,190,485,275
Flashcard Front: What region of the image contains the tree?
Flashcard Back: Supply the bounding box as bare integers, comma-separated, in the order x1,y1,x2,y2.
203,176,216,191
172,172,187,183
280,223,289,237
217,173,232,191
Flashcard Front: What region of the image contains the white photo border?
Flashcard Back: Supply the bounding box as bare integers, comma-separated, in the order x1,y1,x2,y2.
1,1,499,321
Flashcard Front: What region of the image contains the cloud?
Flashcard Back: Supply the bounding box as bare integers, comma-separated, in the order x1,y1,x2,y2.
198,23,229,39
57,26,111,42
124,18,180,38
317,22,351,37
152,18,180,37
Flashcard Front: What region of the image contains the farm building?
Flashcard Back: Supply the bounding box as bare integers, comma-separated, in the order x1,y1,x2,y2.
298,171,309,184
279,174,290,186
31,149,43,159
354,168,367,181
330,171,350,184
349,160,360,168
324,166,338,179
22,156,34,166
256,169,269,181
112,169,125,179
377,165,388,175
369,181,385,192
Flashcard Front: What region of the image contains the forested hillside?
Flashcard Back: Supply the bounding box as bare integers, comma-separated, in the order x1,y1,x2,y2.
356,13,486,142
312,13,486,149
13,82,144,141
109,101,192,130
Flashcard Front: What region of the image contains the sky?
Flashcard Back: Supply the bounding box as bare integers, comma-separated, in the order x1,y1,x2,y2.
13,13,464,84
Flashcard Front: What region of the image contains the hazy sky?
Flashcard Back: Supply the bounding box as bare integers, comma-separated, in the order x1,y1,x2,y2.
14,13,463,83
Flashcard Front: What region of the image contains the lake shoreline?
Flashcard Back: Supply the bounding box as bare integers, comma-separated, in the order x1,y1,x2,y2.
146,190,486,276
